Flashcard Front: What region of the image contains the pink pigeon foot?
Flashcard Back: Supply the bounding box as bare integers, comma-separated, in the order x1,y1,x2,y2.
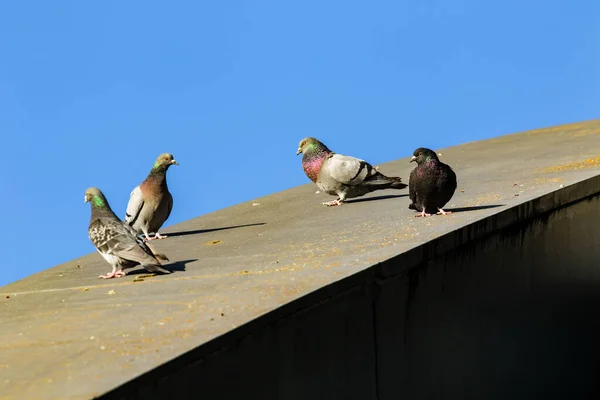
322,199,344,206
99,269,126,279
145,232,168,241
415,209,432,217
437,208,452,215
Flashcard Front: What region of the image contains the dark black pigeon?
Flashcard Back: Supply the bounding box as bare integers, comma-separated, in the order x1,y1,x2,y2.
408,148,457,217
85,187,171,279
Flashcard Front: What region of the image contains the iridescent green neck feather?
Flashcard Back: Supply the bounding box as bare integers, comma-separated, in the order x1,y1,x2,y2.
305,141,330,158
92,195,107,209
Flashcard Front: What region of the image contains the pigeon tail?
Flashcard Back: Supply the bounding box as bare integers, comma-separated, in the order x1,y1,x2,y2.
143,264,171,274
144,242,170,262
388,176,409,190
153,252,169,262
364,173,408,189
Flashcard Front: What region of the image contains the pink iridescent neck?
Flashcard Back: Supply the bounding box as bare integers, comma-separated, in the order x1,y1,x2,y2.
302,152,330,182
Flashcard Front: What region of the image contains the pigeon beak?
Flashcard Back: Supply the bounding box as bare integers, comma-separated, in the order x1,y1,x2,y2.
171,160,179,165
84,195,89,203
296,148,302,156
410,156,416,163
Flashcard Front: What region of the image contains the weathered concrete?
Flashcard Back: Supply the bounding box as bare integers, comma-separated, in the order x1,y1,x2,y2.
2,120,600,399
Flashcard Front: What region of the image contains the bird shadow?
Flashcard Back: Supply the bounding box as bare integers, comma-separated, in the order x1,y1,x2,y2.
346,194,409,204
128,259,198,275
445,204,505,213
165,223,266,238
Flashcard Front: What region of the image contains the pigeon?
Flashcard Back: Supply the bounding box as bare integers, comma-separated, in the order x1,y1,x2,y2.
408,148,457,217
125,153,178,240
297,137,407,206
85,188,171,279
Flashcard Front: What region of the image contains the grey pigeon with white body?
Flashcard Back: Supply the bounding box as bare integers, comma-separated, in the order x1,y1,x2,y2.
297,137,407,206
85,187,171,279
408,147,457,217
125,153,178,240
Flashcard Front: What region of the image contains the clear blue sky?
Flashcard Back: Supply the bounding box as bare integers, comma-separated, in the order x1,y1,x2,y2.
1,1,599,286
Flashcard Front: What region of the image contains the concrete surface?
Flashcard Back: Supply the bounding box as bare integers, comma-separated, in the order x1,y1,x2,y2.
2,120,600,399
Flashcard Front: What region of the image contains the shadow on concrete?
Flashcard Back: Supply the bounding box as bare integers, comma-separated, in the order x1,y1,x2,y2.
167,223,266,238
446,204,505,213
128,259,199,275
407,204,504,214
346,194,409,204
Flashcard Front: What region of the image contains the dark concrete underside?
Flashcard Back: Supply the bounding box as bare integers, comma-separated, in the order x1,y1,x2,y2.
2,120,600,399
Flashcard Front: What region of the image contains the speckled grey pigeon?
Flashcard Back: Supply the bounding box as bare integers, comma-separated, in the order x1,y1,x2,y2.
85,188,171,279
297,137,407,206
408,148,457,217
125,153,178,240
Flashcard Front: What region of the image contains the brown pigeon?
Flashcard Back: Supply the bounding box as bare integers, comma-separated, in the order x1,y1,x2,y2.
125,153,178,240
